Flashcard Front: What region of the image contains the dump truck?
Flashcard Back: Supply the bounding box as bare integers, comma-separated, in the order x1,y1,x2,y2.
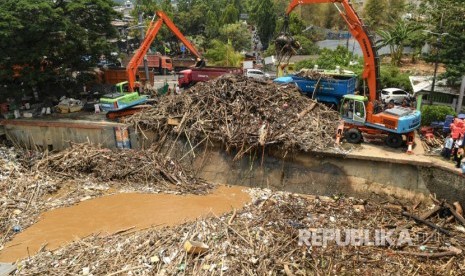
281,0,421,151
273,68,357,109
100,10,199,114
134,53,173,75
178,67,243,88
103,68,154,86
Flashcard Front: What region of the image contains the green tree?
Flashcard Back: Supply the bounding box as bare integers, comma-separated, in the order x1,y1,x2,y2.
385,0,406,25
0,0,119,97
222,3,239,25
292,35,318,55
205,10,220,41
250,0,277,50
219,23,251,52
377,20,420,66
379,65,411,90
363,0,387,30
420,0,465,83
204,39,243,66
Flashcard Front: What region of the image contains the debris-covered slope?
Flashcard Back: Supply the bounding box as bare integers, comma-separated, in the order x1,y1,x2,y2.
125,75,340,159
17,190,465,275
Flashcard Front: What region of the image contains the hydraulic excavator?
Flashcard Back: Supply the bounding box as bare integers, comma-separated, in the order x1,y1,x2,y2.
100,11,202,118
279,0,421,152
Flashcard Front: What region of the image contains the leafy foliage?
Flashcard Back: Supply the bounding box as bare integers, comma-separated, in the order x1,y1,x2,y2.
379,65,411,91
0,0,119,98
219,23,251,52
221,4,239,25
250,0,276,50
377,21,421,65
419,0,465,83
292,35,318,55
363,0,388,31
204,40,243,66
294,46,411,91
295,46,362,71
421,105,456,126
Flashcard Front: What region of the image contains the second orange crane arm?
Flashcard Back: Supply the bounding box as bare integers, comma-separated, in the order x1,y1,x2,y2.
285,0,380,116
125,11,201,92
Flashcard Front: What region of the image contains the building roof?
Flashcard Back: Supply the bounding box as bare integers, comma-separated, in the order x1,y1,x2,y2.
409,76,458,95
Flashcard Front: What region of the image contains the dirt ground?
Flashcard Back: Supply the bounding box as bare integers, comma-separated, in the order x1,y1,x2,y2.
381,57,447,75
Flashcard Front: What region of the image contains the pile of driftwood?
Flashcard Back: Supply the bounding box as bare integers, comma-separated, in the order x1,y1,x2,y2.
125,75,340,159
0,146,59,246
0,143,211,247
17,190,465,275
35,143,209,193
296,68,335,80
421,135,445,154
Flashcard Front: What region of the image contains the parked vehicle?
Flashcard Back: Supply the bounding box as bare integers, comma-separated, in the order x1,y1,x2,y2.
100,10,201,114
245,69,270,80
144,54,173,75
172,57,198,71
381,88,410,104
102,68,154,86
273,69,356,108
282,0,421,150
178,67,243,88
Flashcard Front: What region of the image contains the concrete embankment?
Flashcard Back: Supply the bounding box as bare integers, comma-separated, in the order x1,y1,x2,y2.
184,145,464,205
1,118,464,204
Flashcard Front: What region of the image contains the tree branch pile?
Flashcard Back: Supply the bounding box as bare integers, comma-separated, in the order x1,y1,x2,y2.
34,143,210,194
296,68,336,80
125,74,340,159
0,143,212,247
17,190,465,275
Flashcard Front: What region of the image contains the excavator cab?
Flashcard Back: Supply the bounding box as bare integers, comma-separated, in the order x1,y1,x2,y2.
340,95,367,124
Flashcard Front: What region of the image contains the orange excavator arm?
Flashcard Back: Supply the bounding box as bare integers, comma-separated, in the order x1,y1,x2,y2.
125,11,201,92
285,0,380,116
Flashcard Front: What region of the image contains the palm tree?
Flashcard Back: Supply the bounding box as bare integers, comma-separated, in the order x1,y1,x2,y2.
377,21,420,66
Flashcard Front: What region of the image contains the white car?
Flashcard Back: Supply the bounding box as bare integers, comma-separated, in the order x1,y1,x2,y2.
245,69,270,80
381,88,410,104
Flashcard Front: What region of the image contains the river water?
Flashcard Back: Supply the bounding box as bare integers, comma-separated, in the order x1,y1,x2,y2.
0,185,250,262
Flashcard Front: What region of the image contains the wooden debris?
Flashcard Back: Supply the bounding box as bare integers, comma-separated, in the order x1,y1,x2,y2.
396,250,461,258
184,240,209,254
0,143,212,247
14,190,465,275
402,211,452,236
124,74,341,159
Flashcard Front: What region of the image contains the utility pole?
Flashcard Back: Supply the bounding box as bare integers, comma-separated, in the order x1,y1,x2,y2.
457,76,465,113
424,30,448,105
429,43,440,105
139,13,150,85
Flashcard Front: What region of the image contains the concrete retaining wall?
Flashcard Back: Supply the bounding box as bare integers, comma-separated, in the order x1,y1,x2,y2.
189,148,431,203
0,119,137,150
2,119,463,204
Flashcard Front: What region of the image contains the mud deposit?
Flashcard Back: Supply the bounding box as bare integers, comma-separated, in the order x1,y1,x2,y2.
0,185,250,262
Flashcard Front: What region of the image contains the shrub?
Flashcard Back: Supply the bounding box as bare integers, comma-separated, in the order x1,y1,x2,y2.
295,46,363,71
421,105,457,126
379,65,411,92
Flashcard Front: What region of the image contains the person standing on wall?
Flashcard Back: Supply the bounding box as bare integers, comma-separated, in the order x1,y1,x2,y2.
453,135,463,162
456,147,464,168
442,134,454,159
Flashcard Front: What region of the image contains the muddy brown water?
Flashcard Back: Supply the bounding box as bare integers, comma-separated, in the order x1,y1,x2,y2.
0,185,250,262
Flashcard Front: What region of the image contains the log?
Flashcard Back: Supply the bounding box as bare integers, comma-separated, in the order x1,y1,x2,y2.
396,250,460,258
444,202,465,226
419,205,442,220
401,211,452,236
